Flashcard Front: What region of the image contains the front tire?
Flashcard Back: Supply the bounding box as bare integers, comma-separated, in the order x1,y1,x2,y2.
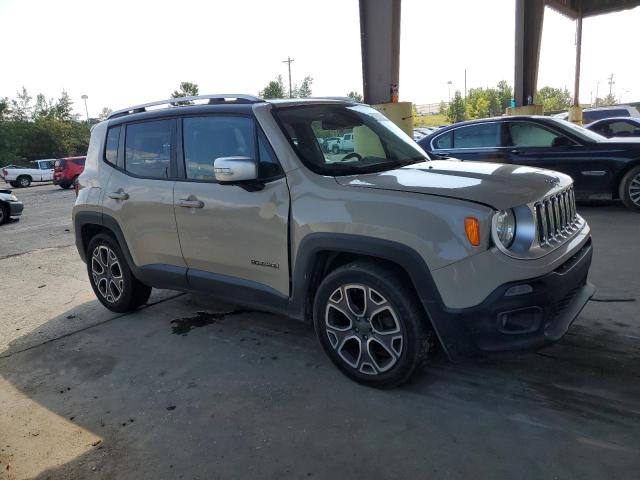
87,233,152,312
60,183,72,189
313,261,431,388
619,165,640,212
9,181,18,188
332,145,339,154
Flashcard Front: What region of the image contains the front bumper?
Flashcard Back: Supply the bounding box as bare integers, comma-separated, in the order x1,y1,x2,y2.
9,201,24,216
429,238,594,360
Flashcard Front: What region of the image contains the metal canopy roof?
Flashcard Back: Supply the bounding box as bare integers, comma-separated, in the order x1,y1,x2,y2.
546,0,640,18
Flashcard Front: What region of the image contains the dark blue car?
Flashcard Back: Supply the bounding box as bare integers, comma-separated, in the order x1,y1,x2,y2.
417,115,640,212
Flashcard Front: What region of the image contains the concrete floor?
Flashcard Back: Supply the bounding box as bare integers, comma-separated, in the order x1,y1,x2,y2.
0,184,639,479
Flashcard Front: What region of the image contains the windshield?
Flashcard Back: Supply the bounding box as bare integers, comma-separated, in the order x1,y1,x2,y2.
273,104,430,175
548,118,607,142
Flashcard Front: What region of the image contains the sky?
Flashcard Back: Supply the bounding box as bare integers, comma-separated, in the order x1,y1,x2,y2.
1,0,638,118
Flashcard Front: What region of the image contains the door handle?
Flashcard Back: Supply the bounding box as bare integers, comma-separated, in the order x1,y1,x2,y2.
108,190,129,200
179,198,204,208
511,149,522,155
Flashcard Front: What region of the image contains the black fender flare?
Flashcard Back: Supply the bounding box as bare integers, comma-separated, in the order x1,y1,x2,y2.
288,233,475,360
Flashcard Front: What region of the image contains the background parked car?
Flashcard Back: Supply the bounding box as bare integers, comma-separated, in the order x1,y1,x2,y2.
586,117,640,138
324,136,341,153
412,127,436,141
53,156,86,189
554,105,640,124
417,115,640,212
2,159,55,187
0,188,24,225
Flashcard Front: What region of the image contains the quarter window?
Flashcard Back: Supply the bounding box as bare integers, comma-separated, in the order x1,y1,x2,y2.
453,123,501,148
432,131,452,149
125,120,173,179
183,116,256,181
508,122,562,147
105,126,121,165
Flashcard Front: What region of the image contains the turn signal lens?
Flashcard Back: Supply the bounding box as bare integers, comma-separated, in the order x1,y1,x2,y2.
464,217,481,246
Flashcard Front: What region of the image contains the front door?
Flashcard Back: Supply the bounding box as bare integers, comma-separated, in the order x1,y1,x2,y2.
504,120,614,198
173,115,290,297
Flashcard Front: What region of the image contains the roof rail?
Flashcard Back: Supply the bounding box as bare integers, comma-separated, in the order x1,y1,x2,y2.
107,94,263,119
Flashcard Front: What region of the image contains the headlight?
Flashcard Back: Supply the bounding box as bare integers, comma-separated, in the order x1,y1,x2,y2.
494,209,516,248
9,195,18,202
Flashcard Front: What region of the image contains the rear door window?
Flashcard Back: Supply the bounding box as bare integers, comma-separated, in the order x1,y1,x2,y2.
125,120,173,179
452,123,501,148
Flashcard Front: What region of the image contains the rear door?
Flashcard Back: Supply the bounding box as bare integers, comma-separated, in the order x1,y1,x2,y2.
102,119,187,283
429,122,508,163
504,120,614,197
173,114,290,297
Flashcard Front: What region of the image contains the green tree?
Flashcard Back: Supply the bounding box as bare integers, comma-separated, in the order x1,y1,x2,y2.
0,97,10,120
347,91,364,102
535,86,572,112
600,93,618,106
447,91,466,123
293,75,313,98
10,86,32,121
171,81,200,99
52,91,76,121
98,107,113,120
497,80,513,112
260,75,286,99
438,101,448,115
33,94,55,119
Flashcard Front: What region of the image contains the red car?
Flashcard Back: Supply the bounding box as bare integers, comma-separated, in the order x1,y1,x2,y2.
53,156,86,189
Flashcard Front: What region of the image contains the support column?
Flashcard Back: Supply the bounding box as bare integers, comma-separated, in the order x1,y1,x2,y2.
513,0,545,108
359,0,401,105
568,10,584,124
359,0,412,134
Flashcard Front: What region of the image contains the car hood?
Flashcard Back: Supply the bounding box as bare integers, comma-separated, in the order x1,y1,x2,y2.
334,160,573,210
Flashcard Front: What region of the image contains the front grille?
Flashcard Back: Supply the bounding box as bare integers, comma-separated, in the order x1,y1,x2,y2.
534,186,578,244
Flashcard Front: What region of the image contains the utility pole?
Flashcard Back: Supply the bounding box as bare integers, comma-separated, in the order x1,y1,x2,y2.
447,80,452,103
464,69,467,100
282,56,294,98
608,73,615,96
595,81,599,106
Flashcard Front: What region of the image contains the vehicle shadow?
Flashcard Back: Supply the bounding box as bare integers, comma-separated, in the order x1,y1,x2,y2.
1,292,639,479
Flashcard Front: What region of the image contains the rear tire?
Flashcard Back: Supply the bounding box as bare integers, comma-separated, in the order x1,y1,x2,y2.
619,165,640,212
0,203,8,225
86,233,152,312
60,183,72,189
313,261,432,388
17,175,31,188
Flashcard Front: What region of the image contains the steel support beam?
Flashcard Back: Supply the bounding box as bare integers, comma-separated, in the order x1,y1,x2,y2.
514,0,545,107
359,0,401,105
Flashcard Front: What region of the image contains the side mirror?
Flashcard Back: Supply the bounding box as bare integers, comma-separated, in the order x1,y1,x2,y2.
214,156,257,183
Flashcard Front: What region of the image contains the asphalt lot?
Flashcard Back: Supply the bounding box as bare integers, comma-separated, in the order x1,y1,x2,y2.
0,183,639,479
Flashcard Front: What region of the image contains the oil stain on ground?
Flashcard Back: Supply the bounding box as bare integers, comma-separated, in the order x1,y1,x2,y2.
170,310,249,336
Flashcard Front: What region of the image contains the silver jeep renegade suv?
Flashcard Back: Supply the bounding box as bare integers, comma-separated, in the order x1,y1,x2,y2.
73,94,595,388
